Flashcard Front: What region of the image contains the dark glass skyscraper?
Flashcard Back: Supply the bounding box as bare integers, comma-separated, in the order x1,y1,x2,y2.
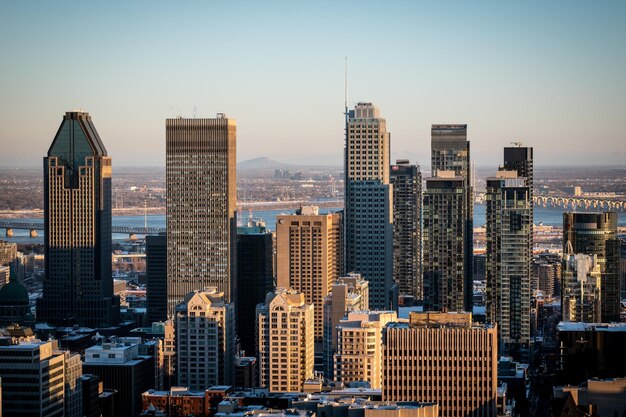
236,221,274,358
486,171,532,359
563,212,620,322
390,160,422,300
426,124,473,312
146,233,167,323
38,111,120,327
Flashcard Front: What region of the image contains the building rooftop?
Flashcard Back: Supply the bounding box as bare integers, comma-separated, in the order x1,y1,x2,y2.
557,322,626,332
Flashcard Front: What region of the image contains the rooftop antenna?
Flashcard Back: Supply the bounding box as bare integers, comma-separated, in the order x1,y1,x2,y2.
344,56,348,123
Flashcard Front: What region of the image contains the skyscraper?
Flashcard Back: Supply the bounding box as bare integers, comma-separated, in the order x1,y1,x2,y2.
485,170,532,358
344,103,394,310
146,233,167,324
422,172,468,312
166,115,237,316
257,288,314,392
390,160,422,300
38,111,119,327
175,288,235,389
236,220,275,359
563,212,620,322
429,124,473,311
382,312,498,417
276,206,342,349
562,253,602,323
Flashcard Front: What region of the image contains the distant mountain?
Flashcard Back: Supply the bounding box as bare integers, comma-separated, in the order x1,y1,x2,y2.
237,157,298,171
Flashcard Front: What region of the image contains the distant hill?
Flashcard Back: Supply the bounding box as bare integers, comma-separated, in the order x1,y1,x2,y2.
237,157,297,171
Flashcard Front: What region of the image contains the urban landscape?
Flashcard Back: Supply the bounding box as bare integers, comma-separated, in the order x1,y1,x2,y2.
1,2,625,417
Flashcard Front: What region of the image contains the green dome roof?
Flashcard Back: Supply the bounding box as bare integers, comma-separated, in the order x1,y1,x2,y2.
0,278,29,306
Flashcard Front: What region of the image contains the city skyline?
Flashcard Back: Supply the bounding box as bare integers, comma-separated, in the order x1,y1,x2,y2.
1,2,625,168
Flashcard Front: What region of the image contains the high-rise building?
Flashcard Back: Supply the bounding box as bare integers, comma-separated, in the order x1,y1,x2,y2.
236,220,275,358
422,172,468,312
0,339,67,417
382,312,498,417
562,253,602,323
166,115,237,316
276,206,342,351
323,273,369,377
146,233,167,323
344,103,394,310
563,212,620,322
503,146,533,199
175,288,235,389
38,111,119,327
83,337,155,417
0,240,17,266
64,350,84,417
485,170,532,358
334,310,397,389
390,160,422,300
257,288,314,392
429,124,473,311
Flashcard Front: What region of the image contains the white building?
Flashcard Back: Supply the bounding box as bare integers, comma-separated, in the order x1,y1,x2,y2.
176,288,235,389
257,288,314,392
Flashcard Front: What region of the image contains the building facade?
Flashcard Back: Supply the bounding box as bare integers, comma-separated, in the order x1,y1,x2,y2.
0,339,67,417
146,233,167,323
562,253,602,323
257,288,314,392
236,220,275,358
485,170,532,358
334,311,397,389
344,103,394,310
175,288,235,389
277,206,342,347
38,111,119,327
166,115,237,316
430,124,473,312
563,212,620,322
382,312,498,417
323,273,369,377
390,160,422,300
423,173,468,312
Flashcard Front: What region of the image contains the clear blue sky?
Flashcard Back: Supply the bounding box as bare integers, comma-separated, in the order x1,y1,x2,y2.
1,1,625,168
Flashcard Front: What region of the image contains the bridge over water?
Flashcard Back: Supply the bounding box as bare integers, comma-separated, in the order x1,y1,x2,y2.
532,195,626,211
0,221,165,238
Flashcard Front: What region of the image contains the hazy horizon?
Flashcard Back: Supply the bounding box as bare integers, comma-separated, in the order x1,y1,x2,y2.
1,1,625,168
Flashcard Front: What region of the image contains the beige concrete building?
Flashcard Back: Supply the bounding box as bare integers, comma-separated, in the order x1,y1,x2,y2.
166,115,237,316
323,273,369,376
383,312,498,417
257,288,314,392
175,288,235,389
276,206,342,348
334,310,397,389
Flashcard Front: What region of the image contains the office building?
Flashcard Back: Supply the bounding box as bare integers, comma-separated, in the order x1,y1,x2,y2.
237,220,275,358
163,319,176,390
166,115,237,316
83,338,155,417
277,205,342,348
430,124,473,311
334,311,396,389
344,102,394,310
562,254,602,323
0,240,17,266
64,350,84,417
422,172,468,312
323,273,369,377
81,374,103,417
382,312,498,417
175,288,235,389
257,288,314,392
38,111,120,327
0,339,66,417
557,322,626,385
485,170,532,358
146,233,167,323
390,160,422,300
563,212,620,322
